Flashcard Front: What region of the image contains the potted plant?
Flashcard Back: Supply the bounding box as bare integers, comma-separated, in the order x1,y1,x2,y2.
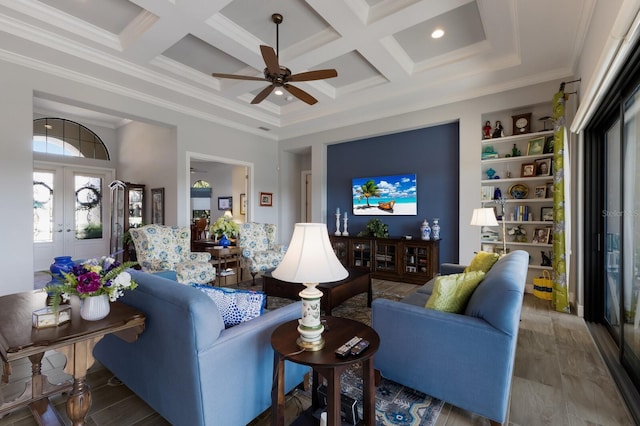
209,215,240,240
358,218,389,238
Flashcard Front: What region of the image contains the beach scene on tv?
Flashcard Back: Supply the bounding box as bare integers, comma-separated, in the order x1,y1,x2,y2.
352,173,417,215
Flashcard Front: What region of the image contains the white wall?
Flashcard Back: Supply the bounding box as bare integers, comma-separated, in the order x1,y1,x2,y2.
118,121,178,225
0,62,35,295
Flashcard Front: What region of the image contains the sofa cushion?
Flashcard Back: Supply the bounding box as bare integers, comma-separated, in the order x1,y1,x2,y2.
192,284,266,328
464,251,500,273
425,271,486,313
464,251,528,335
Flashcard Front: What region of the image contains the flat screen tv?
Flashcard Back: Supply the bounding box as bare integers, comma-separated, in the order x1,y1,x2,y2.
352,173,417,216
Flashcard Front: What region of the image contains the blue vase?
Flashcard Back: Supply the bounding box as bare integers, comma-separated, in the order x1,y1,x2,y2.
218,234,231,248
49,256,74,284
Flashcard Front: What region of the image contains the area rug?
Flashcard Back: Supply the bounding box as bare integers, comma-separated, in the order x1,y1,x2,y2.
339,367,444,426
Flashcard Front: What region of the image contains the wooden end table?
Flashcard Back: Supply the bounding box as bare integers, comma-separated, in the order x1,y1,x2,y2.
207,246,241,285
271,316,379,426
262,268,372,315
0,291,145,426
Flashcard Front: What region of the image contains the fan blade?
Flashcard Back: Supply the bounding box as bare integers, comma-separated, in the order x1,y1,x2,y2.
211,73,266,82
288,69,338,82
260,45,280,75
251,84,276,104
284,84,318,105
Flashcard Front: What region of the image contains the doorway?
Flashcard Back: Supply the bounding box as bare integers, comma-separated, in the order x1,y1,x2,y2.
33,162,114,271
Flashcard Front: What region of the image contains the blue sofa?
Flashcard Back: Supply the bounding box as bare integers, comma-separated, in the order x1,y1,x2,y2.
372,250,528,425
93,270,308,426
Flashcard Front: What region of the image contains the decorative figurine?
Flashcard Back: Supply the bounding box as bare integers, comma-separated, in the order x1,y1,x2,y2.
492,121,504,138
483,121,492,139
432,219,440,240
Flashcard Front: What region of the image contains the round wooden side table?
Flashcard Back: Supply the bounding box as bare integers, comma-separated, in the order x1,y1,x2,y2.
270,316,380,426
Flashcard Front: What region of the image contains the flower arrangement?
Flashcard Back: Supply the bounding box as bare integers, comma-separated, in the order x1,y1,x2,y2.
45,256,138,311
209,215,240,238
507,225,527,242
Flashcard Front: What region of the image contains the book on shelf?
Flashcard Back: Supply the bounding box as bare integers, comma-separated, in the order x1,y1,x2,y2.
481,186,494,201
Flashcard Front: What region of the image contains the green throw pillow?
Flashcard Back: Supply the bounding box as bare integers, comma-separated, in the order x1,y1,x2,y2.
425,271,486,313
464,251,499,273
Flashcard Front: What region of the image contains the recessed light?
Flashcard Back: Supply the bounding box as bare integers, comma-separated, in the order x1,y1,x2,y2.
431,28,444,39
274,89,284,96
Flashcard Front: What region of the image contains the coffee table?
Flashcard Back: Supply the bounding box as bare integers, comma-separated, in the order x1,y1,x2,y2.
0,291,145,426
271,316,379,426
262,268,371,315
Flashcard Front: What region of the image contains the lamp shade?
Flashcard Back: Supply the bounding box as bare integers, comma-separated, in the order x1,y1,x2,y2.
272,223,348,284
470,208,499,226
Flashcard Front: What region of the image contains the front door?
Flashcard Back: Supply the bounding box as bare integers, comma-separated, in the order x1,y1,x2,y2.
33,163,114,271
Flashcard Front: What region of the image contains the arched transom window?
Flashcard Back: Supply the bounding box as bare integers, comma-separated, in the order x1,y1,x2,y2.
33,118,110,160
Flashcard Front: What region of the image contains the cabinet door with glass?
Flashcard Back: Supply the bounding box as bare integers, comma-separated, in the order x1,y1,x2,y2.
123,183,145,232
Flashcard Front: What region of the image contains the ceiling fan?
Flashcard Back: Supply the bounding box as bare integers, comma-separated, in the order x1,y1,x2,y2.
211,13,338,105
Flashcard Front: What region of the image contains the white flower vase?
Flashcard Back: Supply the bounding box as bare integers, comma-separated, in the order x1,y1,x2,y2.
80,294,110,321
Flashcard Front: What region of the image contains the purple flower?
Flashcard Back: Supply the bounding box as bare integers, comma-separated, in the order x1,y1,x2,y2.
76,272,101,294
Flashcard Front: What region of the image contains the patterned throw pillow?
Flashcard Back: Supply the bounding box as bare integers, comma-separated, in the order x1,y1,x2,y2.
464,251,500,273
425,271,486,313
192,284,266,328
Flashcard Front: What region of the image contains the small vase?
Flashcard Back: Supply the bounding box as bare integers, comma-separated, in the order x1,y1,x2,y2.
80,294,110,321
420,220,431,241
49,256,74,283
218,234,231,248
432,219,440,240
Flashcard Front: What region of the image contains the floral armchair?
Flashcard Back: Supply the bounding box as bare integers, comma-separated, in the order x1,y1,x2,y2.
238,223,287,284
129,224,216,284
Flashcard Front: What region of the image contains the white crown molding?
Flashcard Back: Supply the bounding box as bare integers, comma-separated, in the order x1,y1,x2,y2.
0,48,279,140
119,10,159,51
1,0,121,50
151,55,222,91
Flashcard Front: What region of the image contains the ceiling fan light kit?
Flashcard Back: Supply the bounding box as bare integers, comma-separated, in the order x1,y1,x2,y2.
211,13,337,106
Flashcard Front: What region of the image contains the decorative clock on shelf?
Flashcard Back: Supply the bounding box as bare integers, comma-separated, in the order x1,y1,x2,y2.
512,113,532,134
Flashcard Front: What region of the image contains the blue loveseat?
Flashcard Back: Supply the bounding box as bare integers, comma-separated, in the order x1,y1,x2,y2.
93,270,308,426
372,250,528,425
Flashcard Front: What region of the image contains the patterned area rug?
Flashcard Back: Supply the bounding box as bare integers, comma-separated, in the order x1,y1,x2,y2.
340,367,443,426
237,278,444,425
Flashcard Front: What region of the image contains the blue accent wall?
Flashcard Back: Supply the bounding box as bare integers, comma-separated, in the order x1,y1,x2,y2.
327,122,460,265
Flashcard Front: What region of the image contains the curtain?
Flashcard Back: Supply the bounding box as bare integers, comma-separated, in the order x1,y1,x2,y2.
552,89,571,313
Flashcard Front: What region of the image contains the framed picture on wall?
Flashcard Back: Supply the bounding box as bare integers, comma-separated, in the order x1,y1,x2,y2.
151,188,164,225
260,192,273,206
240,193,246,215
218,196,232,211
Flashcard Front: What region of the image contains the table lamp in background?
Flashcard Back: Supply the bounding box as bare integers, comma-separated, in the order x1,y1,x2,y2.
272,223,348,351
470,207,506,255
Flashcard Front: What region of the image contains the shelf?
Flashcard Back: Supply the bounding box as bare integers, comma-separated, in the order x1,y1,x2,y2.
481,153,553,164
481,220,553,226
529,265,552,270
481,176,552,184
482,198,552,204
481,241,553,248
481,130,553,146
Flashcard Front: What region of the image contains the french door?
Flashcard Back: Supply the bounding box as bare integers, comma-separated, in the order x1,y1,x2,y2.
33,162,114,271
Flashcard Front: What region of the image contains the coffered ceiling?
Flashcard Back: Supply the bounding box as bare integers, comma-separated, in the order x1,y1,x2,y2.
0,0,594,140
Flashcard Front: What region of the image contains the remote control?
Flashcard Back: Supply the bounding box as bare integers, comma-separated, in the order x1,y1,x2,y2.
335,336,362,358
350,339,369,356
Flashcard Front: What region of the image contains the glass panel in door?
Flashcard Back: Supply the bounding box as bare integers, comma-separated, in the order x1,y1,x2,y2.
605,119,621,341
622,88,640,385
33,164,113,272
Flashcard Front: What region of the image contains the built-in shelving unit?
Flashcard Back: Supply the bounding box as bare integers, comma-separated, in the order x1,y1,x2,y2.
480,106,554,292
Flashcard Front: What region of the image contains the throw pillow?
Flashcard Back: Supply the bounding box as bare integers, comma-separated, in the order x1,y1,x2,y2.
192,284,266,328
425,271,486,313
464,251,499,273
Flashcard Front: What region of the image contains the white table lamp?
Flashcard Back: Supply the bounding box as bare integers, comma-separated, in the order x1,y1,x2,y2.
272,223,348,351
470,207,506,254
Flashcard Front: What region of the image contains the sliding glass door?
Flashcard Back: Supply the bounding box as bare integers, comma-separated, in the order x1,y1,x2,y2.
622,89,640,383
